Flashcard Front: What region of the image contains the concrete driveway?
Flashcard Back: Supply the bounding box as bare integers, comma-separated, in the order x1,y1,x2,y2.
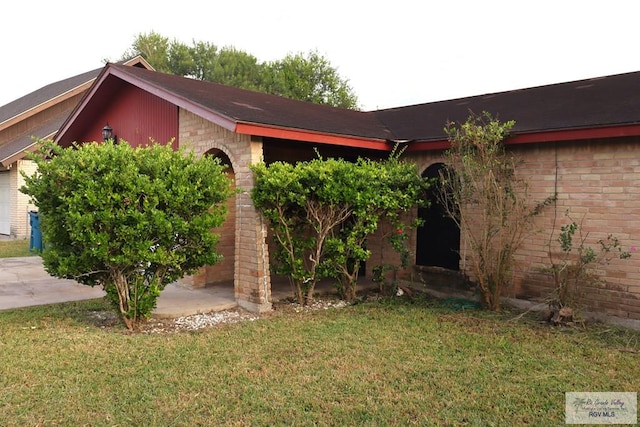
0,256,105,310
0,256,237,317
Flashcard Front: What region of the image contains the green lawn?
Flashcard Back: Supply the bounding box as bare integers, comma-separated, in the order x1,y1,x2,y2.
0,296,638,426
0,239,34,258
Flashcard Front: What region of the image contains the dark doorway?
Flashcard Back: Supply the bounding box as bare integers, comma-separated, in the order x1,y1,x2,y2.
416,163,460,270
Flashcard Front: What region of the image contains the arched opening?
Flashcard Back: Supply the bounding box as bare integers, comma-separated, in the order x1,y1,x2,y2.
197,148,236,286
416,163,460,270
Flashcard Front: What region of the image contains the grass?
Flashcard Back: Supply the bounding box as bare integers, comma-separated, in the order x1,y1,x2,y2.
0,296,638,426
0,239,34,258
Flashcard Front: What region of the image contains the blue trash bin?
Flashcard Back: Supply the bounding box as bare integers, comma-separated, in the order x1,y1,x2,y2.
29,211,42,253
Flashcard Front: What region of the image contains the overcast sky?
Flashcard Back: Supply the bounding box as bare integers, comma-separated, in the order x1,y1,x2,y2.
2,1,640,111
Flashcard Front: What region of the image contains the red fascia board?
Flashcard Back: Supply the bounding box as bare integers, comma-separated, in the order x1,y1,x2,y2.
507,124,640,144
405,140,450,151
235,122,392,151
406,124,640,152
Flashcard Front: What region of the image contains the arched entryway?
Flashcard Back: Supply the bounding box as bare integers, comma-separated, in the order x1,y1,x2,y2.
416,163,460,270
198,148,236,286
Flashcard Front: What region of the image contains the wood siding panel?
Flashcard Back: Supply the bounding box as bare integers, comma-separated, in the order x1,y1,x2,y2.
75,85,178,149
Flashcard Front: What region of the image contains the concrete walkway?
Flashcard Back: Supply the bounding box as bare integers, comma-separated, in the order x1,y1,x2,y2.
0,257,243,318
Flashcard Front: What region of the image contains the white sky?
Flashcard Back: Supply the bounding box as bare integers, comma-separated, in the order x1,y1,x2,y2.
2,0,640,111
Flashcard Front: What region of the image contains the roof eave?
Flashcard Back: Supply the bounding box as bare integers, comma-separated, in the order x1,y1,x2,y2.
235,122,392,151
507,123,640,144
406,124,640,152
109,65,239,131
0,81,94,132
55,65,238,144
54,66,111,144
0,136,49,167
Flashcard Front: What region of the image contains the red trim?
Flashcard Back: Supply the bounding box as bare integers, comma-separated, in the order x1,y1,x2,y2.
507,124,640,144
235,122,392,150
406,124,640,152
405,140,450,151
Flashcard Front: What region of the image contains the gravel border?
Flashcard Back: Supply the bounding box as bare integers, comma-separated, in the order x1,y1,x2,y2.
139,298,350,334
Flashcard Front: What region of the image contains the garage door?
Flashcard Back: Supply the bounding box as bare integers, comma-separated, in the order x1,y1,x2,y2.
0,172,10,235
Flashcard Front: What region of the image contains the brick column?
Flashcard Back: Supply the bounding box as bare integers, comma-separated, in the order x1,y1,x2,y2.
178,110,271,312
233,137,272,312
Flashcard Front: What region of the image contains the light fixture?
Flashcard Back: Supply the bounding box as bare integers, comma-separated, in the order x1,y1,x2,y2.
102,123,115,142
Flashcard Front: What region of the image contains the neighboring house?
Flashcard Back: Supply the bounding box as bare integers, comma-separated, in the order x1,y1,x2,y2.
0,57,152,238
54,63,640,322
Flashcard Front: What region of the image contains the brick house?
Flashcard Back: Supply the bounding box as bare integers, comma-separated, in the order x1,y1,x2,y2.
54,63,640,321
0,57,152,238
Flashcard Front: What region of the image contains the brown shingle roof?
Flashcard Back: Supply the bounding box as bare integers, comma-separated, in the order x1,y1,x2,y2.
0,111,68,166
0,68,101,126
111,65,640,144
58,64,640,150
107,64,394,141
374,72,640,142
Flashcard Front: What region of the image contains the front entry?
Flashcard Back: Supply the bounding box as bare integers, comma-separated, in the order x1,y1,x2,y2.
415,163,460,270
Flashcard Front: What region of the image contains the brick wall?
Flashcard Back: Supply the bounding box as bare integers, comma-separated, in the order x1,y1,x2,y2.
205,171,236,284
401,138,640,320
178,110,272,312
365,212,415,283
513,139,640,320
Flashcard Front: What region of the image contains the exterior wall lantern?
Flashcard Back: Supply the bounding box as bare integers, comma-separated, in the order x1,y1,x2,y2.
102,124,116,142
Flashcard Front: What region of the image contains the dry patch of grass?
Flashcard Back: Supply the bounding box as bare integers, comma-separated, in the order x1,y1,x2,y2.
0,296,638,425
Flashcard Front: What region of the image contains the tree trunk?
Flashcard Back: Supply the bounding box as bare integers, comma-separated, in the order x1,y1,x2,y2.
112,271,135,330
294,284,304,305
305,285,315,305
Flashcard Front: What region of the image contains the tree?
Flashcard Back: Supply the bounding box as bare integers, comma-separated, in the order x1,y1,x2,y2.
167,40,197,78
438,111,554,311
21,140,232,330
181,42,264,91
251,153,425,304
208,47,265,91
125,31,172,74
262,50,359,109
121,33,359,109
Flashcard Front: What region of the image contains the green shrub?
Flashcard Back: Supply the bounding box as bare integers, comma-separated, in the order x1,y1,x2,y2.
21,140,232,329
546,212,631,319
251,152,426,304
